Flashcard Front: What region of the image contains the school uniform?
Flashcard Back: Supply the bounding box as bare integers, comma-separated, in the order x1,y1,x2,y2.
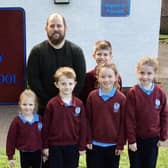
6,113,42,168
86,87,126,168
81,68,98,168
42,95,86,168
79,68,123,168
126,83,168,168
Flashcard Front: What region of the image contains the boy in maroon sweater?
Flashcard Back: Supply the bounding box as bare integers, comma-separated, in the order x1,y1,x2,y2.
42,67,86,168
6,89,42,168
86,64,126,168
79,40,122,106
126,57,168,168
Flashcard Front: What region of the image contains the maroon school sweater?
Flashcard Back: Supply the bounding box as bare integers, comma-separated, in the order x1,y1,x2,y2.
126,84,168,144
86,89,126,150
6,115,42,160
79,67,122,105
42,95,86,150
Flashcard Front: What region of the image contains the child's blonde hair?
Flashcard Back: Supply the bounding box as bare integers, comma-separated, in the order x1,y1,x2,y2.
19,89,38,112
136,56,159,73
93,40,112,55
96,63,120,89
54,67,76,83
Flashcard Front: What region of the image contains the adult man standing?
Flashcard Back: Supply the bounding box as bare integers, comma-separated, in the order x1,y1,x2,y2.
27,13,86,115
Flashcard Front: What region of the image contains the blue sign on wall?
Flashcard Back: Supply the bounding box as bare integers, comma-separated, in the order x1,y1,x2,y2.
101,0,130,17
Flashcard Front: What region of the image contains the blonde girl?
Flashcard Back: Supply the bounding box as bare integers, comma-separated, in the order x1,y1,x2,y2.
126,57,168,168
6,89,42,168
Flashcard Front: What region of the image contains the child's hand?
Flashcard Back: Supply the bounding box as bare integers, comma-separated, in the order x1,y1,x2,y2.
86,144,93,150
115,149,122,155
129,143,137,152
43,148,49,157
43,155,48,162
8,159,15,168
79,150,86,155
157,140,167,147
42,148,49,162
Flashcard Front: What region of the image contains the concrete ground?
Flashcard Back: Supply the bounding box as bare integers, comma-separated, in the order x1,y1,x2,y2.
0,105,18,148
158,42,168,96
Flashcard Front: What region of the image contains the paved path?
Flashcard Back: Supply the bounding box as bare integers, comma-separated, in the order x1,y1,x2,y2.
0,105,18,148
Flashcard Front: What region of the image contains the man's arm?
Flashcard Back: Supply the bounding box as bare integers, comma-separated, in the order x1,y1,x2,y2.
72,46,86,96
27,46,49,104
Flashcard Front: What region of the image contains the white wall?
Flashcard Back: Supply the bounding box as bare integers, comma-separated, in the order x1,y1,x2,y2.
0,0,161,86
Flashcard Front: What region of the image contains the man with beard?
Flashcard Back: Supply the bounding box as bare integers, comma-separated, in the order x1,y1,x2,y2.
27,13,86,115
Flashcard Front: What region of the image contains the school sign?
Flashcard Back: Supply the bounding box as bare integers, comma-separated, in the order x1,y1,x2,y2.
0,8,26,104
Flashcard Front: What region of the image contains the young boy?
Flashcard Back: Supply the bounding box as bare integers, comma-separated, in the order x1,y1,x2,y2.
42,67,86,168
79,40,122,105
79,40,122,168
126,57,168,168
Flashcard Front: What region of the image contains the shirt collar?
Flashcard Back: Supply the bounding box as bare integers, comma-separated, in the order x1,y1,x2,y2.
139,82,155,95
99,87,116,101
18,113,39,125
48,39,65,49
57,95,77,107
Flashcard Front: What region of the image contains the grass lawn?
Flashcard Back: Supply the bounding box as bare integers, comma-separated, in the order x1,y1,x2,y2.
159,34,168,43
1,147,168,168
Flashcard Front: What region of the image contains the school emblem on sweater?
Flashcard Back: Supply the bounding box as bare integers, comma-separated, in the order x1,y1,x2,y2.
75,107,81,116
37,122,42,131
113,102,120,112
155,99,160,109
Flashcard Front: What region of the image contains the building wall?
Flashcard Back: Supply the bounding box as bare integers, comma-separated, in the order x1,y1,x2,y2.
160,0,168,34
161,0,168,15
0,0,161,86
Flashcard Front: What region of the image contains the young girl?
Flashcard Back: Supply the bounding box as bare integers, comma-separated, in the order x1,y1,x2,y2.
86,63,126,168
42,67,86,168
6,89,42,168
126,57,168,168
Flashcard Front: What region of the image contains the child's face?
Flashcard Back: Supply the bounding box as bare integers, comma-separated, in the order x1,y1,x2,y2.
55,75,76,96
98,67,116,92
19,96,35,116
93,49,112,66
137,64,155,88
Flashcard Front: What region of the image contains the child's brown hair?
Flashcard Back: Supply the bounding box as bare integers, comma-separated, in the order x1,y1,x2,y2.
96,63,120,89
54,67,76,83
93,40,112,55
136,56,159,73
19,89,38,112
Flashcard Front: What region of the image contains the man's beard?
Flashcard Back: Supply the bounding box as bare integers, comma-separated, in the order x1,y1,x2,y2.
47,31,65,45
